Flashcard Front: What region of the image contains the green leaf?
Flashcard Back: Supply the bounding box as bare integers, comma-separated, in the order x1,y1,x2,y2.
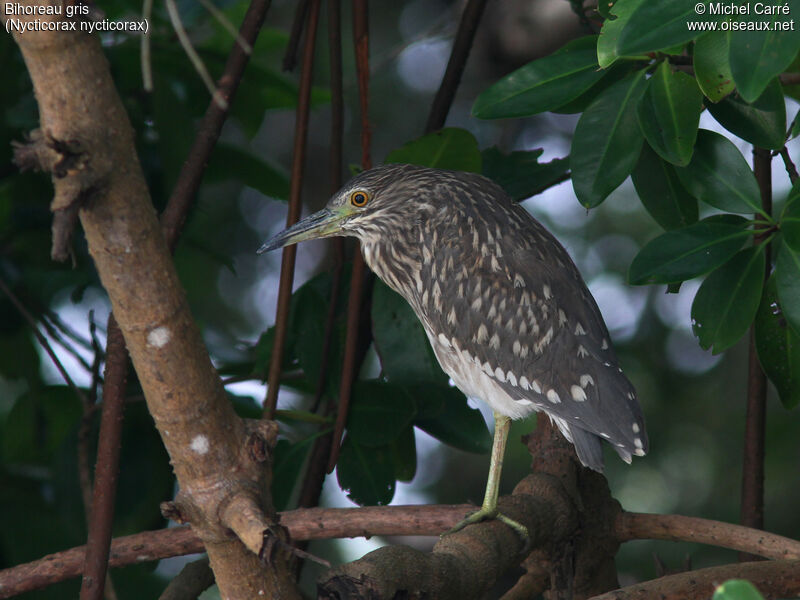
598,0,707,68
632,144,698,230
372,279,446,384
729,1,800,102
273,434,326,510
481,147,570,201
776,240,800,337
791,108,800,139
571,70,648,207
636,62,702,166
2,387,82,464
347,381,417,447
628,214,751,285
391,426,417,482
706,80,787,150
691,246,765,354
336,435,395,506
675,129,763,215
206,144,290,199
385,128,481,173
472,36,605,118
415,388,492,454
712,579,766,600
755,276,800,409
694,31,735,102
782,181,800,251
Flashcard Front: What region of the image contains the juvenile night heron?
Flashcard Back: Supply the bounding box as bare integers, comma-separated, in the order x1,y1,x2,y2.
259,164,648,536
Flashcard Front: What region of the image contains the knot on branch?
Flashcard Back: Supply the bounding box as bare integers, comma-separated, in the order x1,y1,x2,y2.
12,128,108,262
242,418,279,464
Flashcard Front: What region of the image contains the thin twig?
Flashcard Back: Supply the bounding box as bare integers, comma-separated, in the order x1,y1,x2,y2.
39,315,94,374
264,0,321,419
779,147,798,184
739,147,772,561
326,0,372,472
164,0,228,110
160,0,273,250
282,0,311,72
425,0,488,133
140,0,153,91
197,0,253,55
0,276,87,405
79,319,128,600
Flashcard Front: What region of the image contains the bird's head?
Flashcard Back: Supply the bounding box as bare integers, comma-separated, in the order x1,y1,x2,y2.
257,163,445,254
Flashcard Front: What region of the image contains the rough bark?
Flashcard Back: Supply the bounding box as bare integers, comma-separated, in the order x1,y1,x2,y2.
4,6,299,598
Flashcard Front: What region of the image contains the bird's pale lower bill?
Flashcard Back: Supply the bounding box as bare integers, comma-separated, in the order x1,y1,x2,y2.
257,208,343,254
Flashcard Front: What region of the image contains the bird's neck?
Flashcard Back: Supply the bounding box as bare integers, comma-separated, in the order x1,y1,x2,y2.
360,234,422,302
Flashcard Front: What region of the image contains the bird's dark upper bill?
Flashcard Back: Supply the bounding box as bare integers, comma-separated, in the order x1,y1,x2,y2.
257,208,336,254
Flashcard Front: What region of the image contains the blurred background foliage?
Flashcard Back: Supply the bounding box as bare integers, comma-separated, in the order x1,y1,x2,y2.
1,0,799,598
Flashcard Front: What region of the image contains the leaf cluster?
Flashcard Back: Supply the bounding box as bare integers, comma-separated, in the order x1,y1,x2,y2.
472,0,800,409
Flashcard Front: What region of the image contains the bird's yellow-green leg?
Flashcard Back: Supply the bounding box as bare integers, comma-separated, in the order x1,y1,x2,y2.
445,413,529,541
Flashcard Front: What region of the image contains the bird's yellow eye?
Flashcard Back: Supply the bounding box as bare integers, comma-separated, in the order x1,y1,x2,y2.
350,190,370,207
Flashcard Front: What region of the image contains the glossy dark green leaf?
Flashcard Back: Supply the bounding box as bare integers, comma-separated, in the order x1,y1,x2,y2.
776,240,800,337
472,36,604,118
415,387,491,454
706,80,787,150
631,144,698,230
712,579,766,600
628,214,751,285
481,147,570,201
372,279,446,384
755,276,800,409
729,2,800,102
571,70,648,207
598,0,706,68
385,128,481,173
551,63,638,114
289,280,328,386
347,381,417,447
206,144,290,200
336,435,395,506
391,425,417,482
694,31,735,102
780,179,800,251
691,246,765,353
272,433,327,510
675,129,762,215
636,62,702,166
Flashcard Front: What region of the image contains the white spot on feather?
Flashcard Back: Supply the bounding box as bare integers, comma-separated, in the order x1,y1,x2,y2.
570,385,587,401
575,322,586,336
543,284,552,300
546,389,561,404
632,423,640,434
494,367,506,382
577,345,588,358
580,374,595,388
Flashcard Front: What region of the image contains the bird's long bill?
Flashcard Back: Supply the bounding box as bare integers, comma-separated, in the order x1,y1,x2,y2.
257,208,344,254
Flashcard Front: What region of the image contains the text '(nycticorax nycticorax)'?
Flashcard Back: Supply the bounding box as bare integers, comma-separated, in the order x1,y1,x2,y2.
259,164,648,536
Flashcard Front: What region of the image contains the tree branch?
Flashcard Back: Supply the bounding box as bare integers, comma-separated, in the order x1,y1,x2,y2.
5,4,299,598
425,0,488,133
591,559,800,600
264,0,321,419
5,498,800,598
616,512,800,561
318,474,577,600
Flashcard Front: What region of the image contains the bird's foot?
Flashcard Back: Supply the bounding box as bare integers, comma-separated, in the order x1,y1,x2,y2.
444,506,530,550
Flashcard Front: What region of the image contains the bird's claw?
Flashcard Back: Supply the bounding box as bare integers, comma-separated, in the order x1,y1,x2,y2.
443,507,530,552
